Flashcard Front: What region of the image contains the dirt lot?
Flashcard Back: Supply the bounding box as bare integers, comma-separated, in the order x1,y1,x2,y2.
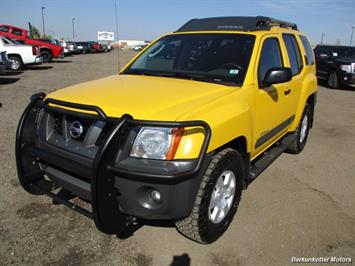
0,51,354,266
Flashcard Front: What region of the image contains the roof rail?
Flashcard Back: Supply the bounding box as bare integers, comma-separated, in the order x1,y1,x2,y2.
176,16,298,32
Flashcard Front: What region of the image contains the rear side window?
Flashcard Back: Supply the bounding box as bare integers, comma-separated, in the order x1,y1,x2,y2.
258,38,283,84
314,46,330,58
2,38,10,44
300,35,314,65
283,34,303,76
12,28,23,36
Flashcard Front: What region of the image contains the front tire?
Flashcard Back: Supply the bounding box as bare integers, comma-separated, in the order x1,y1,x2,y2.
41,50,52,63
8,55,23,70
327,71,339,89
286,104,312,154
175,148,244,244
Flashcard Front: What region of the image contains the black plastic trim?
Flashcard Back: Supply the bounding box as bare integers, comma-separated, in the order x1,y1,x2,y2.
255,115,295,149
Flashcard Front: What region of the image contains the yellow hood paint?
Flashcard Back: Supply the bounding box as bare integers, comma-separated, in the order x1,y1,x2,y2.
47,74,236,121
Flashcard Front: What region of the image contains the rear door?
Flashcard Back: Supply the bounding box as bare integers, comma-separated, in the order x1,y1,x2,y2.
280,34,304,117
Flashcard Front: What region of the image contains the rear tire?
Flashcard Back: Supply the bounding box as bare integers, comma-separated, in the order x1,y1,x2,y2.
175,148,244,244
286,104,312,154
8,55,23,70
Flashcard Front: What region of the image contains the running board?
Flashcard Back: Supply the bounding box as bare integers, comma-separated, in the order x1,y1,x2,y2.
249,134,296,182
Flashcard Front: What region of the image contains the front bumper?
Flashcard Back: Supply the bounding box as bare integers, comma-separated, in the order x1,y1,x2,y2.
59,50,65,58
340,72,355,85
0,65,5,74
35,56,43,64
16,93,211,234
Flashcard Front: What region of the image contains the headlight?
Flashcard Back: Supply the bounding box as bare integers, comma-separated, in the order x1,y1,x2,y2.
340,64,351,73
130,127,184,160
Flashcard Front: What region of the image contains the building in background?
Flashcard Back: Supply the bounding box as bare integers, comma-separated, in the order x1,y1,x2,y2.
116,40,150,49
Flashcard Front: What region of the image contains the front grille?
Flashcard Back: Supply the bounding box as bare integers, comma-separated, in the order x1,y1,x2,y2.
66,114,92,142
53,114,63,135
37,109,118,159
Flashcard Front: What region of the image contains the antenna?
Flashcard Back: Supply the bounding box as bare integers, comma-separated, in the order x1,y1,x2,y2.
114,1,120,72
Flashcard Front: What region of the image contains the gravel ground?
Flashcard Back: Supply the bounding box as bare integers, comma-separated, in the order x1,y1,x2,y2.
0,50,354,266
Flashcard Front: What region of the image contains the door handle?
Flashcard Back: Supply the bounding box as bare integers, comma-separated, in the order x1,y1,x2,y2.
284,89,291,95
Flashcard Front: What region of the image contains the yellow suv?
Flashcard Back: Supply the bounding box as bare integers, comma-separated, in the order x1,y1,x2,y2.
16,16,317,244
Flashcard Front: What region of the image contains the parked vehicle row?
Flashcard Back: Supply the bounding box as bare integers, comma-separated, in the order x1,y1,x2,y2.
58,40,112,55
0,25,63,62
0,24,113,74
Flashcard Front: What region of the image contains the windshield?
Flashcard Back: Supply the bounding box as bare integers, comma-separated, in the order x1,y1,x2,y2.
123,33,255,86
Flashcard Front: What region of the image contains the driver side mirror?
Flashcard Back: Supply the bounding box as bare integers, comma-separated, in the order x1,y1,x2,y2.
262,67,292,87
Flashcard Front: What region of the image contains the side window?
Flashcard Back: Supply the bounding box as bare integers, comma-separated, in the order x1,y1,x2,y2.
299,35,315,65
2,38,10,44
0,26,9,32
314,46,330,58
258,38,283,84
282,34,303,76
12,28,23,36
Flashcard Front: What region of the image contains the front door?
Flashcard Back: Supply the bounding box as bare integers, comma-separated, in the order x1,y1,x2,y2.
251,35,295,158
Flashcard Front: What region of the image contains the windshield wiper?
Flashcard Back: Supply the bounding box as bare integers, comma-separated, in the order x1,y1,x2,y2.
123,69,162,77
160,72,240,86
123,70,240,86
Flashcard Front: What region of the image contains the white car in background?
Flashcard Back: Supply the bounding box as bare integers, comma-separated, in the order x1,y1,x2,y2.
132,43,148,51
58,40,70,55
0,36,42,70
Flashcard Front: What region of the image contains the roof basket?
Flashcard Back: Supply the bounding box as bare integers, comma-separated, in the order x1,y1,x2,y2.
176,16,298,32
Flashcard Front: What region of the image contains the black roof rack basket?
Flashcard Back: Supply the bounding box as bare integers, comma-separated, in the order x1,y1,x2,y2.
176,16,298,32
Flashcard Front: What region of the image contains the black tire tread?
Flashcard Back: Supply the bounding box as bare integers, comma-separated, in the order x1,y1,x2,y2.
286,104,311,154
327,71,339,89
175,148,241,244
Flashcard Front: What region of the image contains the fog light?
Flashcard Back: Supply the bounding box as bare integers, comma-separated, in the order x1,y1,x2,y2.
150,190,161,202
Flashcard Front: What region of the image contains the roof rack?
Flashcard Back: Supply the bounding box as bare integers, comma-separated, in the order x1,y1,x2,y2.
176,16,298,32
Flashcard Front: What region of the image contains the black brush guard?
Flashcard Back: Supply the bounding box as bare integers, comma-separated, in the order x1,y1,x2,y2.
16,92,211,235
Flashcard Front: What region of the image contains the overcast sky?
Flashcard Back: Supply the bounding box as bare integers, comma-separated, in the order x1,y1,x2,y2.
2,0,355,45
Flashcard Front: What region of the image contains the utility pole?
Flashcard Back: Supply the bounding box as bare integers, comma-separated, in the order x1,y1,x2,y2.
41,7,46,37
115,1,120,72
72,18,75,41
320,32,324,45
350,26,354,46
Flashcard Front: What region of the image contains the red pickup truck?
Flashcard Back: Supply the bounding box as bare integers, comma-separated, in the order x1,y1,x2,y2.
0,25,64,62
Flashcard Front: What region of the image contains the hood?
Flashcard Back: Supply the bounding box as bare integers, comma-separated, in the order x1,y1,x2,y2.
47,74,237,121
332,56,355,64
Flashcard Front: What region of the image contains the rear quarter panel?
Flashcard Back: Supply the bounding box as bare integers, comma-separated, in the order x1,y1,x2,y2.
289,33,318,131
